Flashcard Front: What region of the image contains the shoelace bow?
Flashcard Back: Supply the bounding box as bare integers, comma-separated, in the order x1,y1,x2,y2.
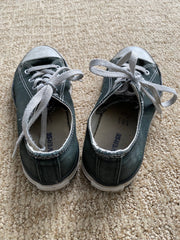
13,64,83,157
89,51,177,114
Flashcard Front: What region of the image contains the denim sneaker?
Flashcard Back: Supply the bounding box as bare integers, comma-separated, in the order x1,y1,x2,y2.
82,46,177,191
12,46,83,191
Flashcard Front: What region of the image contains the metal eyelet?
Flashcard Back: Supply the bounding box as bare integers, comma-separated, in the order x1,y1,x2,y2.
28,78,33,82
56,65,60,69
24,69,29,75
145,70,150,75
32,86,36,90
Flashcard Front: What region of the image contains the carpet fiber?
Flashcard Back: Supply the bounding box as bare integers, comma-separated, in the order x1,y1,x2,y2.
0,0,179,239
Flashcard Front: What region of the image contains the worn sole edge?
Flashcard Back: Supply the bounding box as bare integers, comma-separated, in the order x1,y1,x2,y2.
82,163,135,192
22,161,79,191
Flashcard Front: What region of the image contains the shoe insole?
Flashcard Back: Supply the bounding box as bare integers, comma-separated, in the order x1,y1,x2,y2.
30,106,70,152
94,103,138,151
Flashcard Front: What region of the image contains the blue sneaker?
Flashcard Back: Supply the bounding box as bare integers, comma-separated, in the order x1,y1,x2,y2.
82,46,177,191
12,46,83,191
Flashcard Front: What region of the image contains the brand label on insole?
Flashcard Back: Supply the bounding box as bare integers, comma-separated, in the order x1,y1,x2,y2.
111,133,121,151
47,132,53,152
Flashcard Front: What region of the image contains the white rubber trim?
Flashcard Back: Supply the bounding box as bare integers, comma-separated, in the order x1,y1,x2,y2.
22,46,61,63
82,163,135,192
22,162,78,191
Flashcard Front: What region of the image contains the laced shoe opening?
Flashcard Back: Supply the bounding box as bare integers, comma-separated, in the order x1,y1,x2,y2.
30,98,71,152
91,91,139,151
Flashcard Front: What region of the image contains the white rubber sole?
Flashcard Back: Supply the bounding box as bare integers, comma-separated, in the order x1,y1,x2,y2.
22,164,78,191
82,163,135,192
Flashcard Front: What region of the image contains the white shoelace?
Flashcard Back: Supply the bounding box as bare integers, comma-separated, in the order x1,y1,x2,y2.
89,51,177,113
13,64,83,157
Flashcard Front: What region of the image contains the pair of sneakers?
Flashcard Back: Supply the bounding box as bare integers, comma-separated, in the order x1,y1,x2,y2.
12,46,177,191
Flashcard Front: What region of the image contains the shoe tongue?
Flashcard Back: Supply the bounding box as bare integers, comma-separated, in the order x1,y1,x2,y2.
96,85,139,114
47,98,67,114
25,57,64,68
52,58,66,67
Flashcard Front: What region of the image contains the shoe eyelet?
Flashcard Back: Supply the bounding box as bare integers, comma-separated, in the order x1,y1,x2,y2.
145,70,150,76
24,69,29,75
28,78,33,82
32,86,36,90
56,65,60,69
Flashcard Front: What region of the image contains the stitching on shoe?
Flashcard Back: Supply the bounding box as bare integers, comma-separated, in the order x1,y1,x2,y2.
95,155,100,179
105,77,112,98
149,69,158,83
56,157,62,181
59,82,65,101
18,67,32,98
115,158,122,185
35,159,43,183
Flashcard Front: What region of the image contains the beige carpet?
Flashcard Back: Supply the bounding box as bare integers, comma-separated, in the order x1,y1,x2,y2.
0,0,179,239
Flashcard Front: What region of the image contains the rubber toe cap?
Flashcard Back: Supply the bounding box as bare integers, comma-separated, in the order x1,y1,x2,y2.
22,46,61,63
114,46,155,64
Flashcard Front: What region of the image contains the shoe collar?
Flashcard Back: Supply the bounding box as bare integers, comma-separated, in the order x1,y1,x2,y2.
88,81,144,157
25,97,75,159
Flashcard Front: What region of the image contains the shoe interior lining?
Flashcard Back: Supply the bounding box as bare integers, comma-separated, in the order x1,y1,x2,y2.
92,101,139,151
30,99,71,152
